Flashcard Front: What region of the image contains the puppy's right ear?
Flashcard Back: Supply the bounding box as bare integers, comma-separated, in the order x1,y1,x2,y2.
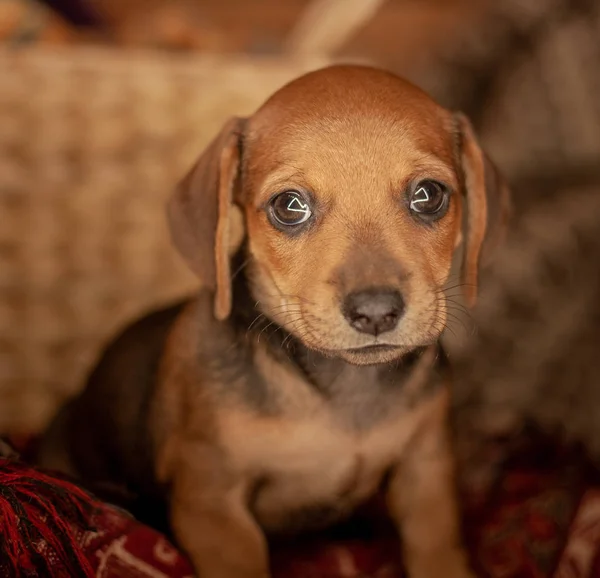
167,117,246,320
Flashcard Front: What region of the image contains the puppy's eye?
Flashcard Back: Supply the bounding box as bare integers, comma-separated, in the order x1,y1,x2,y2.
269,191,313,227
409,181,447,215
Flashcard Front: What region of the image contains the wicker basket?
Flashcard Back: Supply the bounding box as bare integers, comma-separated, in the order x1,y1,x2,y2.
0,47,331,433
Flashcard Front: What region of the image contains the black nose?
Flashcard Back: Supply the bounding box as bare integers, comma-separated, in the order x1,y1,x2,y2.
343,289,405,336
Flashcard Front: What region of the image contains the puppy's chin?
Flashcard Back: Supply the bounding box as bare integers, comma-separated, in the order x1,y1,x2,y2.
295,342,417,366
333,344,420,366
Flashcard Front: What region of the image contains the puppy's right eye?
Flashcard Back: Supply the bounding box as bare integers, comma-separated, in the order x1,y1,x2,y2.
269,191,313,227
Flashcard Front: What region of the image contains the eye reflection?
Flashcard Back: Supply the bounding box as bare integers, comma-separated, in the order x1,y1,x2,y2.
409,180,447,216
270,191,313,226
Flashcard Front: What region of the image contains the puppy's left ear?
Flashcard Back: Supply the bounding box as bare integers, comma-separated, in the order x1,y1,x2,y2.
454,113,511,307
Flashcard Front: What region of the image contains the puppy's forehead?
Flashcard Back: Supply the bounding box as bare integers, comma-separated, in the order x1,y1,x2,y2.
245,65,457,194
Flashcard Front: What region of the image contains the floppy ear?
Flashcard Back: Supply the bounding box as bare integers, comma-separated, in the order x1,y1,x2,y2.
454,113,511,307
167,117,246,320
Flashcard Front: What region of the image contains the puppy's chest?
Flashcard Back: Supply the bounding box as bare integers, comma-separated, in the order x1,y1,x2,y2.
220,375,433,534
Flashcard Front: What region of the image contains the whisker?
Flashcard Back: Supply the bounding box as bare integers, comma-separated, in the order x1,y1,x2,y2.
231,258,250,281
443,313,471,337
260,292,316,306
247,313,266,333
257,321,276,343
262,304,303,314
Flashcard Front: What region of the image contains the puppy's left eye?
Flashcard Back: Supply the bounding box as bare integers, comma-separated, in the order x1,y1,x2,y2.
269,191,313,227
409,181,448,215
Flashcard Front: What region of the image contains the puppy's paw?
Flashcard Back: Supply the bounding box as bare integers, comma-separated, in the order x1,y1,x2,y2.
408,548,476,578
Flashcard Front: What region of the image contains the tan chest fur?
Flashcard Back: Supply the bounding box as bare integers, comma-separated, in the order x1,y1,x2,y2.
217,347,440,533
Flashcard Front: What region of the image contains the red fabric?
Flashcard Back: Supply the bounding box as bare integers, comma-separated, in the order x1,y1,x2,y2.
1,448,600,578
0,460,98,577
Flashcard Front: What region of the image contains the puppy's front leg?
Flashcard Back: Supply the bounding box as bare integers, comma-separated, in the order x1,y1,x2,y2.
170,450,269,578
387,394,475,578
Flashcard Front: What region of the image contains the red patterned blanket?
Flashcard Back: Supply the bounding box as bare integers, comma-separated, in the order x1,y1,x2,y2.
1,446,600,578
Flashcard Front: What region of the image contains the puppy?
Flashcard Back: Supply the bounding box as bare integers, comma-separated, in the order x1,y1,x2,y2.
37,65,509,578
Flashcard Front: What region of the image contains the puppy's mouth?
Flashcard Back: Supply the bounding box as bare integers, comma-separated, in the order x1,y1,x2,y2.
344,344,401,354
326,342,415,365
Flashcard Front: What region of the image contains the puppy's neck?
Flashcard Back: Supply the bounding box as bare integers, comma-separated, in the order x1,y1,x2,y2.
287,341,433,395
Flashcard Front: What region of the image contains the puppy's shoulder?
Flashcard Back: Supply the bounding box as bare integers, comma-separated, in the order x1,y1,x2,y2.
161,288,240,367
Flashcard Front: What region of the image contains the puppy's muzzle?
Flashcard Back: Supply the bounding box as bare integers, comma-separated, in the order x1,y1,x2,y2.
343,288,405,336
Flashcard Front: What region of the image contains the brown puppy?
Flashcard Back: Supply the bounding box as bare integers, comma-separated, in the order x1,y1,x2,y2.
37,65,509,578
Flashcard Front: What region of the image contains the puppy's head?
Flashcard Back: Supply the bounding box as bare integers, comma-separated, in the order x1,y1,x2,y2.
168,65,509,365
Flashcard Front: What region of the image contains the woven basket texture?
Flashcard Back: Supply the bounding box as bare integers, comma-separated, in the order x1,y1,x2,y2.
2,0,600,434
0,48,327,433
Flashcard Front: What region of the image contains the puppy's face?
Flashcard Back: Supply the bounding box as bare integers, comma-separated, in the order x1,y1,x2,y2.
242,69,462,365
168,66,508,366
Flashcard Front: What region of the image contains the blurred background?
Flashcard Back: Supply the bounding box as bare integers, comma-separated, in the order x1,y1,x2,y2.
1,0,599,434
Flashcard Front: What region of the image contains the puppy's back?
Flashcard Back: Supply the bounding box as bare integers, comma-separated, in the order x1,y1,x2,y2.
36,301,186,498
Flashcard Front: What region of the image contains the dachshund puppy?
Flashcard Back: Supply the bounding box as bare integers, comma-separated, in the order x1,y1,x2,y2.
37,65,509,578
